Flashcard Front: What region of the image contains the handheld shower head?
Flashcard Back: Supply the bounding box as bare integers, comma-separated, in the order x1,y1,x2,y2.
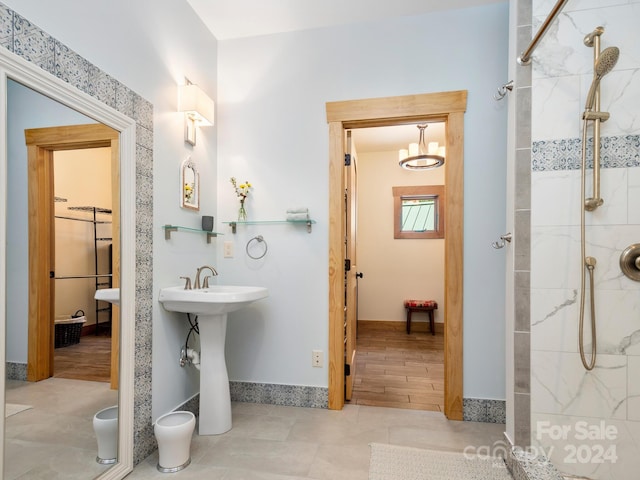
584,46,620,110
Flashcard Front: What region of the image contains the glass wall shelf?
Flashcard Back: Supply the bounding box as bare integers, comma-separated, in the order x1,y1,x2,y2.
223,219,316,234
162,224,222,243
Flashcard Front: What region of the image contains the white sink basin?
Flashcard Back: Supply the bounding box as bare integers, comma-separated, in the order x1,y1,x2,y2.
158,284,268,436
95,288,120,305
158,285,268,315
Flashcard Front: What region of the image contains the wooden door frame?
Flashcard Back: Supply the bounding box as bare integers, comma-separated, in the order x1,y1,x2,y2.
326,90,467,419
344,131,358,401
25,123,120,386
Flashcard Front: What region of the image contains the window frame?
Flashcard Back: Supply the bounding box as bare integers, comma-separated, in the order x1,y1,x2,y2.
393,185,445,239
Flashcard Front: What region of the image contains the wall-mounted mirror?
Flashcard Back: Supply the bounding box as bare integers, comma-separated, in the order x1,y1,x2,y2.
1,41,136,480
181,157,199,211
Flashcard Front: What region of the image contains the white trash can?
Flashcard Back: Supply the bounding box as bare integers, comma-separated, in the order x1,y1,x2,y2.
154,411,196,473
93,405,118,464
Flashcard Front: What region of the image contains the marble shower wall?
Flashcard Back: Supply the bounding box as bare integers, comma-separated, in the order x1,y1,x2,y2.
530,1,640,478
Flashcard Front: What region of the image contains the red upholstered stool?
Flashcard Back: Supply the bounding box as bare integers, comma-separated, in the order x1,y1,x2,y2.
404,300,438,335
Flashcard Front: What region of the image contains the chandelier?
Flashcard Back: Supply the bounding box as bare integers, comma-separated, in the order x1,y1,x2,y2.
398,124,445,170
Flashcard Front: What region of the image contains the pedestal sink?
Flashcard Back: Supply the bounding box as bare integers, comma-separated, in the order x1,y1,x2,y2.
95,287,119,305
158,285,268,435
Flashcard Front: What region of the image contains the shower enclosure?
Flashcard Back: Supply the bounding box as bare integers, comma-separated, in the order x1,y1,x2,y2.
524,0,640,479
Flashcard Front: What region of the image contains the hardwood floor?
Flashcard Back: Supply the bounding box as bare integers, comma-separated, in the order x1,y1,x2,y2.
53,333,111,382
348,320,444,412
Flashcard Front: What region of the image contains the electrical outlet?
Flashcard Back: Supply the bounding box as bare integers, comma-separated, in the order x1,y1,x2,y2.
223,241,234,258
312,350,323,368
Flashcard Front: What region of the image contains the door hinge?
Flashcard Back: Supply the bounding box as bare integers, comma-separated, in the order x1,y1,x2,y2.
49,271,55,279
345,259,351,271
344,153,351,166
344,363,351,376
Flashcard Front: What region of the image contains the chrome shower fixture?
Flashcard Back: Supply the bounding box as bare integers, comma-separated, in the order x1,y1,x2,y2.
583,26,604,47
577,26,620,371
584,46,620,112
582,28,619,212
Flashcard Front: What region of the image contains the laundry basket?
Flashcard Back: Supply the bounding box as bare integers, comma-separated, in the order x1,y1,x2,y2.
54,310,86,348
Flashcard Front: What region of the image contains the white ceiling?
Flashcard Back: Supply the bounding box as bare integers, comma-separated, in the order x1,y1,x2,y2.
186,0,489,152
350,123,446,154
186,0,502,40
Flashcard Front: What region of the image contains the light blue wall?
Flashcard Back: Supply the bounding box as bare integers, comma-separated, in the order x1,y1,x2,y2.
2,0,218,420
217,3,510,399
3,0,509,412
5,79,96,363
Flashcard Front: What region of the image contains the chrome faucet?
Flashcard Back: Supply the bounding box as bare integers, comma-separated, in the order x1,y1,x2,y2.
194,265,218,289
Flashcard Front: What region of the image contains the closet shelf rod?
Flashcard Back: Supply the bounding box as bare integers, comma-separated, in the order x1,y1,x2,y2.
54,215,111,224
55,274,112,280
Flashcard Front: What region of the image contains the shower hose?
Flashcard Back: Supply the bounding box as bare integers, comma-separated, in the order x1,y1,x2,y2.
579,119,597,371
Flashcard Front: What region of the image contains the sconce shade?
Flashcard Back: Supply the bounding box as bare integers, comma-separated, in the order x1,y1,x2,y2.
178,84,215,126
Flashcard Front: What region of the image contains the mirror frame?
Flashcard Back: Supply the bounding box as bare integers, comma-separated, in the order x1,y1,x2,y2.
180,156,199,211
0,47,136,478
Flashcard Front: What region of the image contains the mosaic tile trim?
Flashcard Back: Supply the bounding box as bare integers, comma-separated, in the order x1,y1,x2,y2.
5,362,26,381
463,398,506,423
0,5,13,51
176,394,200,418
1,2,154,466
506,447,564,480
230,381,329,409
532,135,640,171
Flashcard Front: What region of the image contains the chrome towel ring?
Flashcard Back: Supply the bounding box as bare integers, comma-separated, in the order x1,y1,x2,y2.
246,235,268,260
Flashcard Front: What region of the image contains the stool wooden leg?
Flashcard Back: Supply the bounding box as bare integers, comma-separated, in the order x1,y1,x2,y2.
428,309,435,336
406,308,411,334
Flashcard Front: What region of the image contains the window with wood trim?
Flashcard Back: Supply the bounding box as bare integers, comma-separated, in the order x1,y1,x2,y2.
393,185,445,239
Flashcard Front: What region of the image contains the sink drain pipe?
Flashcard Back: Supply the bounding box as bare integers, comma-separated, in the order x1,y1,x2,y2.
179,313,201,370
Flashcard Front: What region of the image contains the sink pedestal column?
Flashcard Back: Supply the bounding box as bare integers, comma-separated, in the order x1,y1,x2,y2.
197,313,232,435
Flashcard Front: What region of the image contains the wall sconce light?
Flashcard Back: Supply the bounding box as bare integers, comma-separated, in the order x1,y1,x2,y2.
178,82,215,146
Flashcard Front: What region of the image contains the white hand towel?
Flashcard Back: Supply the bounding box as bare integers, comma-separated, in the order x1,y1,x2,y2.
286,212,309,221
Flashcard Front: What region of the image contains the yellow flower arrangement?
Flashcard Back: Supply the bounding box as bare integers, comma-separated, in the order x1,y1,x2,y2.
230,177,252,220
184,183,194,203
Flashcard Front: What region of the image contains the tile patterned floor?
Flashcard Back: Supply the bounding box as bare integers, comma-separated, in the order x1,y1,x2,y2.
54,334,111,382
128,402,506,479
4,378,117,480
5,323,506,479
349,320,444,411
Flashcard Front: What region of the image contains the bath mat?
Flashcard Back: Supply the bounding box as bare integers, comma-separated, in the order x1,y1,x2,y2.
5,403,32,418
369,443,513,480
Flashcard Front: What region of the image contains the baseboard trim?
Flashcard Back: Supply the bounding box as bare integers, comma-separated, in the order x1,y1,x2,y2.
6,362,27,381
357,319,444,333
230,381,328,409
463,398,506,423
503,432,564,480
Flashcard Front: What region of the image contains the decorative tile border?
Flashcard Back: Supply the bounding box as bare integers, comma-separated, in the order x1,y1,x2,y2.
463,398,506,423
532,135,640,171
505,446,564,480
230,381,329,409
5,362,26,381
1,2,154,465
176,394,200,417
